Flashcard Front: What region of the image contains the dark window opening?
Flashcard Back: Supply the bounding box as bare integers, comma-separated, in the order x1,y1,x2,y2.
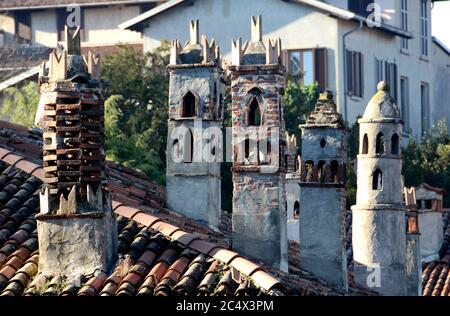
330,160,339,183
318,160,326,182
218,93,223,119
349,0,374,17
372,169,383,190
424,200,432,209
391,134,400,155
182,91,196,118
362,134,369,154
184,129,193,163
293,201,300,219
376,133,385,154
14,11,32,43
248,97,261,126
305,160,314,182
244,139,250,160
320,138,326,148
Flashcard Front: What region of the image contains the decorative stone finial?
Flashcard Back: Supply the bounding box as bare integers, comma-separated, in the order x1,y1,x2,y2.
65,26,81,55
251,15,262,42
189,19,199,45
319,90,333,100
362,81,400,120
377,81,390,92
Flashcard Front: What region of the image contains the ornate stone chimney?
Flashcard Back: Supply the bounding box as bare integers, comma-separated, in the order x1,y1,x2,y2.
298,91,348,290
404,187,422,296
285,132,300,242
166,20,225,230
352,81,406,295
229,15,288,271
36,26,117,280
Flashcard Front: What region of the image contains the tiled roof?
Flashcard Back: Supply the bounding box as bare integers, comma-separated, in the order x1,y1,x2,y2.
422,212,450,296
0,121,377,296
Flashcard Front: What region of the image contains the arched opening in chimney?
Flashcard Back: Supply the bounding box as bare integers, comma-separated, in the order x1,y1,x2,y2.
376,132,385,154
318,160,326,182
305,160,314,182
182,91,196,117
362,134,369,154
184,128,194,163
330,160,339,183
391,133,400,155
372,168,383,190
293,201,300,219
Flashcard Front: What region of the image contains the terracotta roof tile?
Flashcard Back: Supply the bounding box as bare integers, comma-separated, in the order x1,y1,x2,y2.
250,270,281,291
115,206,141,220
1,153,24,167
150,221,181,237
171,230,199,246
209,248,240,265
0,126,376,296
229,257,262,277
189,239,220,254
132,212,160,227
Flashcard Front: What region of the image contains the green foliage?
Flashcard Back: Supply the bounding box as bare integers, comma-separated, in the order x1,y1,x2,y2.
1,81,39,127
101,44,170,184
403,120,450,207
346,119,360,208
283,78,319,149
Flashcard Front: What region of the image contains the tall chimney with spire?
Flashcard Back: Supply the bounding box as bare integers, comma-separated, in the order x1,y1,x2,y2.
36,26,117,280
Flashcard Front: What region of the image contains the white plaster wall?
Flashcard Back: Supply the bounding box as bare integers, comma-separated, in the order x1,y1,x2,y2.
31,10,57,47
0,13,15,38
84,6,142,44
337,16,446,137
143,0,339,93
138,0,449,136
419,211,443,262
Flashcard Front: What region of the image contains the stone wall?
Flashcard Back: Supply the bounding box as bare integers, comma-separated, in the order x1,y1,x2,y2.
232,172,288,271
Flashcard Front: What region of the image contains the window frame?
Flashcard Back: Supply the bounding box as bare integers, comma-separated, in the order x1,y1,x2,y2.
400,0,409,51
420,82,430,136
284,48,328,91
420,0,429,57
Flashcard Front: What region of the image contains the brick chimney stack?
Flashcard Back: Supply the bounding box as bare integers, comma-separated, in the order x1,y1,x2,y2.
229,16,288,271
36,26,117,280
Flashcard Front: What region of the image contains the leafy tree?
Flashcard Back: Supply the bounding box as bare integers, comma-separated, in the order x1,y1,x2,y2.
284,77,319,149
0,81,39,127
403,120,450,207
101,44,170,184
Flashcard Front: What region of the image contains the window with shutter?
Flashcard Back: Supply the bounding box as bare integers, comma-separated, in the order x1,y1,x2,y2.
346,50,364,97
314,48,327,92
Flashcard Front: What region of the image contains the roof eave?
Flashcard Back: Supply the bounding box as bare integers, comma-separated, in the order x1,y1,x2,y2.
0,0,160,12
433,36,450,56
120,0,186,31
